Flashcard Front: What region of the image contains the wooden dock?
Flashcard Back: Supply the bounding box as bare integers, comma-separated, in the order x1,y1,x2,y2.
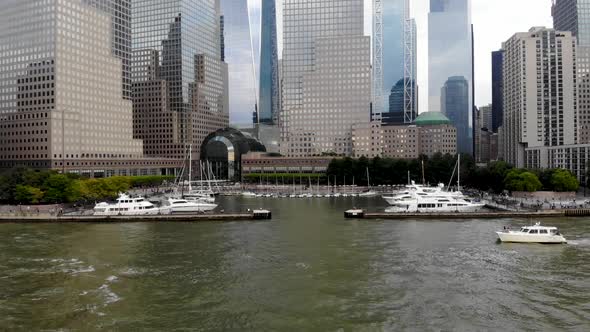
0,212,271,223
345,210,589,220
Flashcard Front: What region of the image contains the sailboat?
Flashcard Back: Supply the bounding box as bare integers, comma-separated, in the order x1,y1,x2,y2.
358,167,378,197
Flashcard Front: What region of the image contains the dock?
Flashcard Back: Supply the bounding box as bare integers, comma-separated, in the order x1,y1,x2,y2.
345,209,590,219
0,212,271,223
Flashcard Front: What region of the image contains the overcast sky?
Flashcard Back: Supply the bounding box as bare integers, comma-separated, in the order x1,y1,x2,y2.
225,0,554,124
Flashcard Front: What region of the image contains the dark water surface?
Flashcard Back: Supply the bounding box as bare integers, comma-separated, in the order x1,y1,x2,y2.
1,197,589,331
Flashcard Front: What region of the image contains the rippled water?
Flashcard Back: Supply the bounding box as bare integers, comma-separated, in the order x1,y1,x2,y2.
0,197,589,331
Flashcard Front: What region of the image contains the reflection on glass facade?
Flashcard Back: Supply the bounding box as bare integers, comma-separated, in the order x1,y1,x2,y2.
382,0,404,113
491,49,504,133
441,76,470,154
131,0,228,159
258,0,279,124
553,0,590,46
428,0,473,154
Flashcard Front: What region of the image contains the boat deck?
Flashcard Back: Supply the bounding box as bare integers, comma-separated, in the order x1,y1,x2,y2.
346,210,586,219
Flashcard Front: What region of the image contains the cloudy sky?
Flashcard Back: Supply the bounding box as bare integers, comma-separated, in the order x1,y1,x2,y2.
224,0,554,124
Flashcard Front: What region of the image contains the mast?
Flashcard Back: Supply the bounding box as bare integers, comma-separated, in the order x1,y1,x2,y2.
421,159,425,185
366,167,370,189
188,145,192,192
458,154,461,191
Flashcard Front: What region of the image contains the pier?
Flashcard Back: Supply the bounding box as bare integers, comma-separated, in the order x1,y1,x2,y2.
345,210,590,219
0,212,272,223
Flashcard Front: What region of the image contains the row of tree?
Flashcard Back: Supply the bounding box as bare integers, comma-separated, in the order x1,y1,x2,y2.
0,168,174,204
326,154,580,193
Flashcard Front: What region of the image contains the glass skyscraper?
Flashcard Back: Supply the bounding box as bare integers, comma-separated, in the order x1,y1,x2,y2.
381,0,404,113
441,76,470,154
553,0,590,46
258,0,279,124
131,0,228,159
491,49,504,133
428,0,473,154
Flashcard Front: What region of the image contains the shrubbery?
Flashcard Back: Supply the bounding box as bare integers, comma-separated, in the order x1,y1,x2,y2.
0,168,174,204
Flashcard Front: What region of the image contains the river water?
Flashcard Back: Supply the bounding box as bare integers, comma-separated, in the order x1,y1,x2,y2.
0,197,589,331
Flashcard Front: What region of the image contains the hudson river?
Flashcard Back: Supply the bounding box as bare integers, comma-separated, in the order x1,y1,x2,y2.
1,197,589,330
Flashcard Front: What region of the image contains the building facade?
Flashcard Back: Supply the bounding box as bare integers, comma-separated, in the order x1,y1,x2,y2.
359,112,457,159
428,0,473,154
281,0,370,157
0,0,181,176
525,144,590,185
131,0,229,161
84,0,132,100
553,0,590,47
501,27,577,168
491,49,504,132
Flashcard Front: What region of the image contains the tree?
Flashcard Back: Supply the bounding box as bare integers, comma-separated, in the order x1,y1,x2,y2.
14,185,44,204
504,169,543,192
550,169,579,192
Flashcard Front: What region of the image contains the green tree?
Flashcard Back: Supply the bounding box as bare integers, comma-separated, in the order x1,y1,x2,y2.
14,185,44,204
550,169,579,192
504,169,543,192
42,174,74,203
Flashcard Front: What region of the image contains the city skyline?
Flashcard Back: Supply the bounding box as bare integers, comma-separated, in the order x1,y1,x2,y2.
227,0,553,124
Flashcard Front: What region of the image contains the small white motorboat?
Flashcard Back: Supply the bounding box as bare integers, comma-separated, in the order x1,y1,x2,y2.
496,222,567,244
344,208,364,218
241,191,257,198
160,198,217,214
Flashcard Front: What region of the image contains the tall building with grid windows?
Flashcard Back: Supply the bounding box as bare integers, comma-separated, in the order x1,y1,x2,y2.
0,0,183,176
131,0,229,161
502,28,577,168
281,0,371,157
84,0,132,100
553,0,590,47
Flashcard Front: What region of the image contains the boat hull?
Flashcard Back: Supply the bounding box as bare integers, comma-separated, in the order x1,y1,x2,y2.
496,232,567,244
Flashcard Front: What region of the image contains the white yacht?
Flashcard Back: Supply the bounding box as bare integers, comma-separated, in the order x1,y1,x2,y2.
183,189,216,203
241,191,257,198
382,182,464,205
159,198,217,214
496,223,567,244
384,195,485,213
93,193,160,216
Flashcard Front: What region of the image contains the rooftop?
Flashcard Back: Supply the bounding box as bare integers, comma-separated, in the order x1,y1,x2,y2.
414,112,452,126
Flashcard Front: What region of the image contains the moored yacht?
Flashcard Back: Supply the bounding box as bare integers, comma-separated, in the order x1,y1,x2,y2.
93,193,160,216
496,223,567,244
384,195,485,213
159,198,217,214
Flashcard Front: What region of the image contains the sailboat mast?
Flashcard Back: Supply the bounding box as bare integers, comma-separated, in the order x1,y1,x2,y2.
458,154,461,191
188,145,192,192
421,160,425,185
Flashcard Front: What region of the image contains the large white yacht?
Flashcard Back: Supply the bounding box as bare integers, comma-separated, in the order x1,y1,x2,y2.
382,182,465,205
496,223,567,244
159,198,217,214
93,193,160,216
384,193,485,213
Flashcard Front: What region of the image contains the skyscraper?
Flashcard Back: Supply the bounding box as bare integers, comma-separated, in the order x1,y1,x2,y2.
428,0,473,154
131,0,229,160
281,0,371,157
375,0,417,121
491,49,504,132
84,0,132,100
258,0,280,125
502,28,577,167
0,0,152,173
441,76,470,154
552,0,590,46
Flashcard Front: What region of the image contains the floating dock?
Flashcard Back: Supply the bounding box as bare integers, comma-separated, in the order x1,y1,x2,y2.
345,209,590,219
0,211,272,223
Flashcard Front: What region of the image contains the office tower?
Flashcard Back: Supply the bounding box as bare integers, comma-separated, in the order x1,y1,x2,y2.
552,0,590,46
502,28,577,168
0,0,149,173
491,50,504,132
258,0,280,125
282,0,371,157
441,76,470,154
220,15,225,62
428,0,473,154
84,0,132,100
478,105,493,131
131,0,229,160
383,78,417,125
375,0,417,122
